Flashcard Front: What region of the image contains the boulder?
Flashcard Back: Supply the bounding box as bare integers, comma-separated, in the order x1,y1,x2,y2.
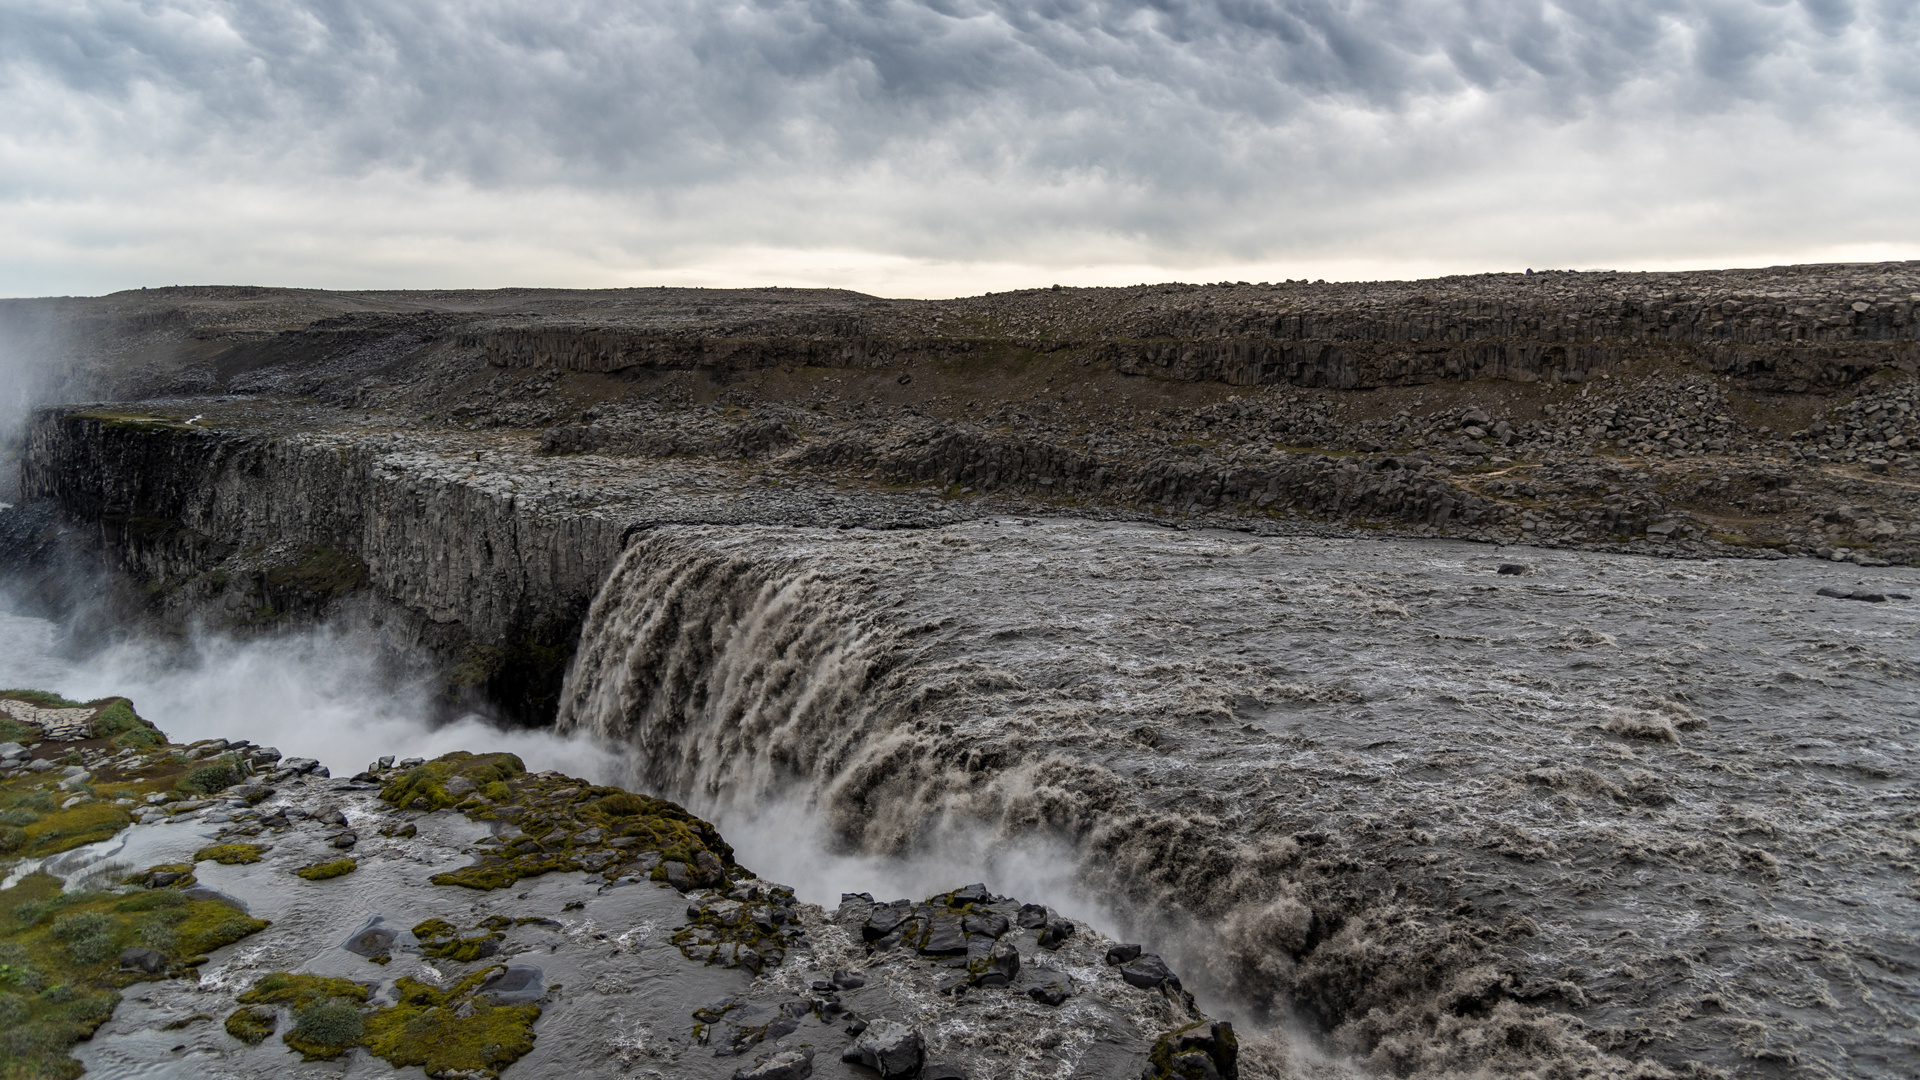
840,1020,923,1079
118,947,166,973
1106,943,1143,965
481,965,546,1005
1015,903,1049,929
1152,1021,1239,1080
1119,954,1179,990
343,921,398,958
962,912,1009,938
920,915,968,956
971,939,1020,988
948,882,991,904
1037,919,1075,949
1027,983,1069,1006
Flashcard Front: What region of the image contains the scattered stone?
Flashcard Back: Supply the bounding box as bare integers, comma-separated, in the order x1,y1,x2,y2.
481,965,546,1005
1037,919,1075,949
1119,953,1180,990
1015,903,1049,929
971,940,1020,987
1027,984,1070,1006
1106,943,1144,965
840,1020,924,1080
733,1049,814,1080
1497,563,1531,576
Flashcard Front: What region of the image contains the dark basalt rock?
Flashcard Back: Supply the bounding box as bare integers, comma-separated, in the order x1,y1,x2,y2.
840,1020,924,1079
480,964,545,1005
1028,983,1070,1006
920,915,968,956
1146,1021,1239,1080
947,882,991,905
342,920,398,958
1015,903,1049,929
1119,954,1179,990
1038,919,1076,950
1107,943,1144,965
970,939,1020,988
118,947,166,973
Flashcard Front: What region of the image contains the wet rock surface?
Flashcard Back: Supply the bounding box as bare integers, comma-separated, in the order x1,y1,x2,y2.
0,699,1222,1079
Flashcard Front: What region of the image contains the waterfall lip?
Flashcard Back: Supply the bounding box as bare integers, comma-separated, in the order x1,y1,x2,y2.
554,516,1920,1080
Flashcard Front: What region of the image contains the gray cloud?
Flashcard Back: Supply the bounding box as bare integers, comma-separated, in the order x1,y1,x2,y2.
0,0,1916,292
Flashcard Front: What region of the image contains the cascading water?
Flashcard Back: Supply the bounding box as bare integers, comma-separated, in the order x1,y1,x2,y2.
556,519,1920,1079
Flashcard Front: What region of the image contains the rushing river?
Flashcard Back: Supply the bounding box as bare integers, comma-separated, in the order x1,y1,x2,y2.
7,522,1918,1078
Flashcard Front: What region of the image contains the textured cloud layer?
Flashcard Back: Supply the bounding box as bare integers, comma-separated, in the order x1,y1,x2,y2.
2,0,1917,294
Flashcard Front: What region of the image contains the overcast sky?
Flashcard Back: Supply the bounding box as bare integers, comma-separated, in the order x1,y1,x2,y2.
1,0,1915,298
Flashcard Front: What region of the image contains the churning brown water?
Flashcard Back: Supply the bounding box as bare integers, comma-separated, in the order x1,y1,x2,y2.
556,520,1920,1079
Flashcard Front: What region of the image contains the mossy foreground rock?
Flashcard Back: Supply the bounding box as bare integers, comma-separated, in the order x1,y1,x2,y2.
4,700,1232,1079
378,751,740,893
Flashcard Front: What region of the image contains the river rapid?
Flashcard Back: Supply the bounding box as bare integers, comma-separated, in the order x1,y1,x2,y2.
7,522,1918,1079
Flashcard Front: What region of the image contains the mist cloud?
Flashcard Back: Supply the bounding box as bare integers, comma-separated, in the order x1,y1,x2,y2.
1,0,1916,294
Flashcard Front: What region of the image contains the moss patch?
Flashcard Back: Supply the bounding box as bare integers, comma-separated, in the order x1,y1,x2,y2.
1144,1021,1240,1080
379,751,527,813
11,799,133,860
237,972,373,1061
362,968,540,1079
397,754,739,894
0,690,85,710
224,1005,277,1045
1,875,266,1078
194,843,267,865
411,918,502,962
294,858,357,881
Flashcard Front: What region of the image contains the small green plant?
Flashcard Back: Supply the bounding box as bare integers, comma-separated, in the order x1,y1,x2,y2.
51,910,118,965
91,700,142,738
1,808,39,826
293,998,365,1048
181,760,242,795
0,991,27,1025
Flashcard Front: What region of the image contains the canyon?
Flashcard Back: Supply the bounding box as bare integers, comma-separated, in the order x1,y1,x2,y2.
1,263,1917,1080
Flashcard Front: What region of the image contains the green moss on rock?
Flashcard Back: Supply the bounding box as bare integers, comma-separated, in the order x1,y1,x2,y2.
193,843,267,865
362,968,540,1079
1144,1021,1239,1080
294,858,357,881
224,1005,276,1045
1,874,265,1078
380,752,527,813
